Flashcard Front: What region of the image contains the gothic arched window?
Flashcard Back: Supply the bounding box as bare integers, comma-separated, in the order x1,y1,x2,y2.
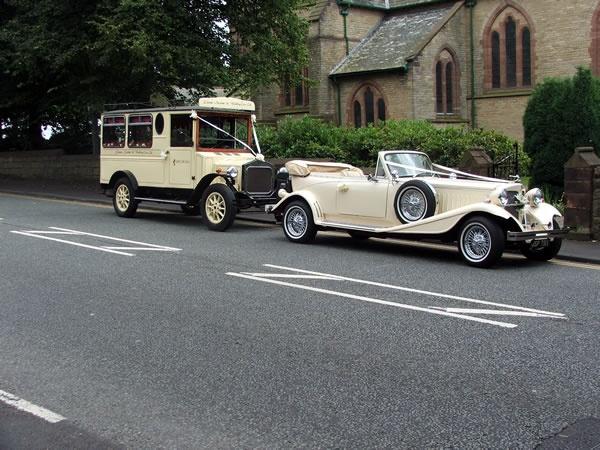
434,48,459,115
485,6,534,90
349,84,386,128
353,101,362,128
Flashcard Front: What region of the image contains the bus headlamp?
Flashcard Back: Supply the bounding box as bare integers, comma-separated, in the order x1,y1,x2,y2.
226,166,238,179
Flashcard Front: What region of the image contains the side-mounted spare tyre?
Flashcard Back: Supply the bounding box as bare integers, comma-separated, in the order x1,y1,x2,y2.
202,184,236,231
394,180,437,223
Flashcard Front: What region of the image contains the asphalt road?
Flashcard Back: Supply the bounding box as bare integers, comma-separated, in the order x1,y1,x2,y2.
0,194,599,449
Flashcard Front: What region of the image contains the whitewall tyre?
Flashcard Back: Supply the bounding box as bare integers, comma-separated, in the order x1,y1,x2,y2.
458,216,505,268
282,201,317,243
394,180,436,223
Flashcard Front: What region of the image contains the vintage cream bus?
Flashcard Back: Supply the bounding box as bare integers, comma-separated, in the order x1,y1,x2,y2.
100,97,286,231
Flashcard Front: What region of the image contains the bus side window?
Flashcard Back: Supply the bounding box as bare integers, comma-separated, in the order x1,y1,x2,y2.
102,116,126,148
128,115,153,148
170,114,193,147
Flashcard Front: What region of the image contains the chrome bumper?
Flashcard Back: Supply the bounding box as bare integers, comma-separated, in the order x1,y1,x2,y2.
506,228,570,242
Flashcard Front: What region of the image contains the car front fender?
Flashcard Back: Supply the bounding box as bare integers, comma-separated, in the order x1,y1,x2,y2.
270,191,322,221
526,203,563,227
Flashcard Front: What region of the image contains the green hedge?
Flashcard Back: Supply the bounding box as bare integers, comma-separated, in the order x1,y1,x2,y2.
257,117,529,174
524,67,600,197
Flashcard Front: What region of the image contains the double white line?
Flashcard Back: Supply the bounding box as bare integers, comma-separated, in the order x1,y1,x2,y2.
11,226,181,256
228,264,566,329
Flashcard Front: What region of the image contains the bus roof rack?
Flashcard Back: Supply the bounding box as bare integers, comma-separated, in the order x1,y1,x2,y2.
103,102,154,111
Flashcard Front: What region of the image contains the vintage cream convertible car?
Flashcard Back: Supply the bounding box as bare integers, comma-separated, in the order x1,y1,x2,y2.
267,150,569,267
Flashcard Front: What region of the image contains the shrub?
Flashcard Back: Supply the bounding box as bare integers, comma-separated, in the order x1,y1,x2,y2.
523,67,600,197
257,116,526,174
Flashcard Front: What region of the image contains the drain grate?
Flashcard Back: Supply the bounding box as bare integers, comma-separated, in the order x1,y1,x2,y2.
537,418,600,449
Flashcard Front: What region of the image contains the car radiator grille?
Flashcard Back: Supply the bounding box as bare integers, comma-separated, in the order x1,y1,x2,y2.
505,191,521,219
243,165,273,195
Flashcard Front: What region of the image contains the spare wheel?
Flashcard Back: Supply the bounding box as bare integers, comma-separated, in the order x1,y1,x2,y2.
394,180,436,223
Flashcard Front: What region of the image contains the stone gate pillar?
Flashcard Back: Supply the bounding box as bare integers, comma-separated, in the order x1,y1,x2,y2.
459,147,492,177
564,147,600,240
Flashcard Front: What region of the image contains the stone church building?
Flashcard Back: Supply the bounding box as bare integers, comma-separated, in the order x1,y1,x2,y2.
254,0,600,140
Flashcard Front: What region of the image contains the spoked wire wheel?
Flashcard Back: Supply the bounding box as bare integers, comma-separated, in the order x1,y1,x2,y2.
458,216,504,268
399,187,427,221
282,201,317,243
461,223,492,262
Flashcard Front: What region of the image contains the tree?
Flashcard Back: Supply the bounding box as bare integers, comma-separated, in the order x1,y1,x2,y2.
0,0,309,152
523,67,600,196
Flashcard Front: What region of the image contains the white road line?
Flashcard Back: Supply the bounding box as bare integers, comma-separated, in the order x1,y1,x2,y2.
0,389,65,423
49,227,182,251
428,307,566,318
10,231,134,256
244,273,342,280
22,230,81,235
264,264,565,318
100,246,178,251
227,272,517,328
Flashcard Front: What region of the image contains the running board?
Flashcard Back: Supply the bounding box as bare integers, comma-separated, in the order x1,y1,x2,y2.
135,197,188,205
318,221,379,233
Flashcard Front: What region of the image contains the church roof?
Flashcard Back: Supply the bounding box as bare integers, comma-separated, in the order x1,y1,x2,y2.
388,0,444,8
330,2,461,77
335,0,452,10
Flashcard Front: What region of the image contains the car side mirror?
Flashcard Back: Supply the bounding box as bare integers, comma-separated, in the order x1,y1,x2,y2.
390,170,400,182
367,174,378,183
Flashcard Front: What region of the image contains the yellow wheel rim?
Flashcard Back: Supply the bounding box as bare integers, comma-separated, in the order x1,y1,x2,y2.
116,184,130,211
205,192,226,224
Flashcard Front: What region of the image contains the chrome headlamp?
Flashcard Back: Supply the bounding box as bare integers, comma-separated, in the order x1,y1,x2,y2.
489,187,509,206
226,166,238,179
525,188,544,207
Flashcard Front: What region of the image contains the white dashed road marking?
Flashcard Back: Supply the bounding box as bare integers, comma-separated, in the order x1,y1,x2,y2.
10,226,181,256
0,389,65,423
227,264,567,329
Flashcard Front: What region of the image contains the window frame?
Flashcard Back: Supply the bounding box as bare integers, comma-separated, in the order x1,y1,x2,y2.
484,5,535,92
349,83,387,128
196,112,253,153
127,114,153,148
280,68,309,109
169,113,195,148
101,115,126,149
434,48,460,116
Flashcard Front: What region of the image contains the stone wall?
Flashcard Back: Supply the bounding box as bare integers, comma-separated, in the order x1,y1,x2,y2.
412,5,469,123
0,150,99,182
472,0,598,140
564,147,600,240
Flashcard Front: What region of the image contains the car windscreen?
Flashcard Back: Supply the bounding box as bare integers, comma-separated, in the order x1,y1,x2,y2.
198,116,250,151
384,153,433,177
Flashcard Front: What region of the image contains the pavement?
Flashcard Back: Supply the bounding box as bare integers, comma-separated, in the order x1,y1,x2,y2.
1,176,599,265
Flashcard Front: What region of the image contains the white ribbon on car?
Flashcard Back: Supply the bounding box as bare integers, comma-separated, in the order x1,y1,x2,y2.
385,161,510,183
